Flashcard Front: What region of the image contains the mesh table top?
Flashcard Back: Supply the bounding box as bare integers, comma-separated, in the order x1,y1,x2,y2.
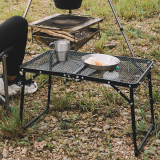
20,50,153,88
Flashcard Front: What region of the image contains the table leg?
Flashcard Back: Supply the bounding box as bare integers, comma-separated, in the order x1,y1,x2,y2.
20,72,25,122
130,88,138,156
47,75,52,107
20,74,52,129
147,71,154,126
111,71,154,156
135,71,154,156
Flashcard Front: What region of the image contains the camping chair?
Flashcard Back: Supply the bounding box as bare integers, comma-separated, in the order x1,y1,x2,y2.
0,46,14,109
0,0,32,109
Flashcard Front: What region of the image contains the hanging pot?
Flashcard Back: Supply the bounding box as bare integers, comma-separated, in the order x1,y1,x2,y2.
54,0,82,10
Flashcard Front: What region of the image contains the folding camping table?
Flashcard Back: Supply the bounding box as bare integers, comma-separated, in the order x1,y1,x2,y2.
19,50,154,157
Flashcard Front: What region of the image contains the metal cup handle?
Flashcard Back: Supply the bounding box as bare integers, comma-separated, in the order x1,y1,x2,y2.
49,42,55,48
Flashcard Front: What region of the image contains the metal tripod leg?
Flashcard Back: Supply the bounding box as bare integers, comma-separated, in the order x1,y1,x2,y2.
108,0,135,58
23,0,33,18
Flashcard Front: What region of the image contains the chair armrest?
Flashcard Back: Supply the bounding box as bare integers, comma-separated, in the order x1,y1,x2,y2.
0,46,14,62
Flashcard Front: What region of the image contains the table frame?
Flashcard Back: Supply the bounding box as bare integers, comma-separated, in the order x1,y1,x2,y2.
20,52,154,157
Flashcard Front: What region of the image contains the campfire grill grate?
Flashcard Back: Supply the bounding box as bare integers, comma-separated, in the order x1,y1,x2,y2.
36,14,93,29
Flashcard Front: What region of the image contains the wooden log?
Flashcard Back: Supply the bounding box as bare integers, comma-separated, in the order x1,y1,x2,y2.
40,29,78,42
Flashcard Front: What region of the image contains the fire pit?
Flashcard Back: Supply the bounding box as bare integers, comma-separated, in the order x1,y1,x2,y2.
29,13,103,51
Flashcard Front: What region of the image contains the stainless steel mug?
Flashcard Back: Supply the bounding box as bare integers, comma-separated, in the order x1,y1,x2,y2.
54,40,70,62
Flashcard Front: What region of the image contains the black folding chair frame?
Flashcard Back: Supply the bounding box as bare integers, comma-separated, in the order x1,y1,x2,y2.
0,46,14,108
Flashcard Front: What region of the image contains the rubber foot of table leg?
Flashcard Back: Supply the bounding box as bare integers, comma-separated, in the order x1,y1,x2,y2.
135,150,139,157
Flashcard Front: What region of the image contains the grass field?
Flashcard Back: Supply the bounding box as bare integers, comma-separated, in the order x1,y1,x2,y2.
0,0,160,159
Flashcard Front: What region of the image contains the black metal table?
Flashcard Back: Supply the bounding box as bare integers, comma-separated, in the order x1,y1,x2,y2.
19,50,154,156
